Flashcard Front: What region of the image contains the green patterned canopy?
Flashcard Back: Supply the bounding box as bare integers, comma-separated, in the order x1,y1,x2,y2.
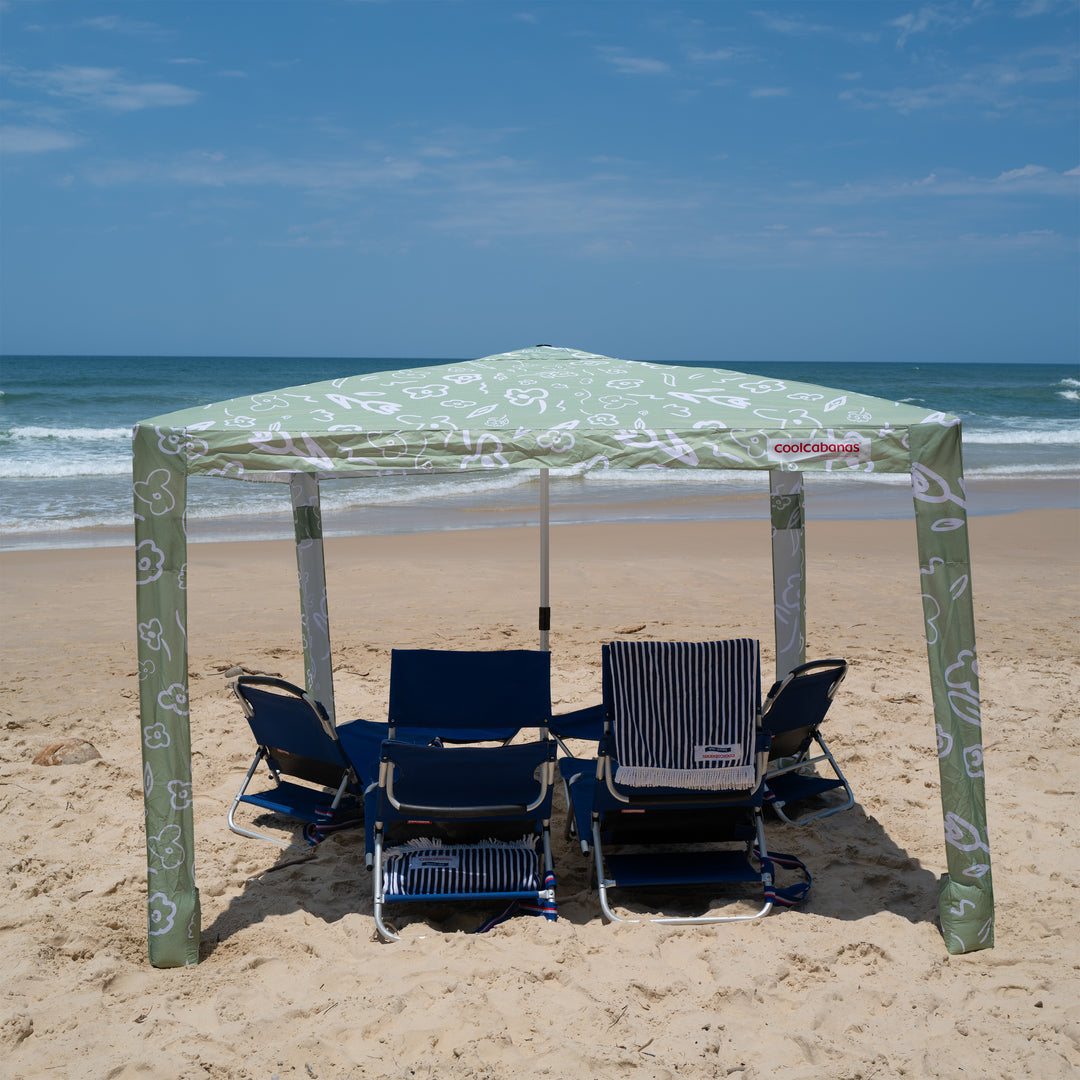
134,346,991,964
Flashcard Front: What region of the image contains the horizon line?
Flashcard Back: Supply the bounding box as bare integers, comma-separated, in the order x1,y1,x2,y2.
2,353,1076,366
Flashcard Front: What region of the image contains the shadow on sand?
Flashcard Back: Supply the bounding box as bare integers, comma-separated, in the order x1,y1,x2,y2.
198,787,940,958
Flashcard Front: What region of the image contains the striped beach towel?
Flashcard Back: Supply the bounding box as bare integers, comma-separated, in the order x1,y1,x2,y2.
608,639,761,791
381,837,541,897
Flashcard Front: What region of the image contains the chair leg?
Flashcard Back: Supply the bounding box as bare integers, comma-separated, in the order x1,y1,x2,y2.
372,830,400,942
650,810,773,924
538,827,559,922
592,819,637,924
561,778,576,842
808,735,855,819
592,810,776,925
227,753,295,849
770,736,855,824
562,774,593,851
227,800,292,848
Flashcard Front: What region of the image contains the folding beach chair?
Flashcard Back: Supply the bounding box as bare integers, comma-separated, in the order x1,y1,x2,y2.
761,658,854,824
340,652,530,865
560,639,808,923
371,649,558,941
229,676,363,848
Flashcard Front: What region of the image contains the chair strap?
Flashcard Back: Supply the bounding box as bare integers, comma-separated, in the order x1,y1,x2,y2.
756,848,812,908
474,872,558,932
302,803,364,845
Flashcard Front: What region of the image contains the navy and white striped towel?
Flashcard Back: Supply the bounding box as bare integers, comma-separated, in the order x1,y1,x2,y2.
382,837,541,897
608,639,761,791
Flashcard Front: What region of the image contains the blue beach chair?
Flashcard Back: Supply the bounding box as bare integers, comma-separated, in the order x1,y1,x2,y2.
337,650,532,864
560,639,808,923
228,676,363,848
761,658,854,823
370,649,558,941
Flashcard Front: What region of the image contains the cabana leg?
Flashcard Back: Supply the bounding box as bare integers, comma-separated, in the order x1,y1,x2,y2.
770,469,806,683
290,474,336,724
133,422,200,968
910,424,994,953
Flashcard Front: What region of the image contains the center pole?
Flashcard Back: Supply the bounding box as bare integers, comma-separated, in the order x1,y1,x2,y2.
539,468,550,651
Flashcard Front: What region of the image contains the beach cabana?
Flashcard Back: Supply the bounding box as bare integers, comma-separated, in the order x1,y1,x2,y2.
133,346,991,966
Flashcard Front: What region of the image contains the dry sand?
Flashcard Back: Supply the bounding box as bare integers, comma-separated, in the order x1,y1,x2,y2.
2,509,1078,1079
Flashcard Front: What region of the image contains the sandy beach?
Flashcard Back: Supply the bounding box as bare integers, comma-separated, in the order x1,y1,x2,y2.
2,508,1078,1079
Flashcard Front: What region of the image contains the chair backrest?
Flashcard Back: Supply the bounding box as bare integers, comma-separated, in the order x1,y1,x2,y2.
603,639,761,791
379,739,556,818
761,659,847,756
232,676,352,787
388,649,551,739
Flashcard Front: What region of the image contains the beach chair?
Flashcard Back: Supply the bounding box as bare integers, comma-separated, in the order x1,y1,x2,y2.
761,658,854,824
371,649,558,941
340,652,531,865
559,639,804,924
229,675,363,848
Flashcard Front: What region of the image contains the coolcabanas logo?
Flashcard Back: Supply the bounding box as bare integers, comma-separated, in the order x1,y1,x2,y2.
767,435,870,464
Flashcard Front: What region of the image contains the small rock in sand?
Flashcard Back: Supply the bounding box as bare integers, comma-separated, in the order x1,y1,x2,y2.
32,739,102,766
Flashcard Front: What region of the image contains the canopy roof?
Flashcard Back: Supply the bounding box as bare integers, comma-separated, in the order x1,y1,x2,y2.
133,347,991,966
140,345,958,481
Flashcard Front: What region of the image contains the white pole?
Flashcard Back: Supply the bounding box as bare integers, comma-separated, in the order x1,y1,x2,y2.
539,468,550,651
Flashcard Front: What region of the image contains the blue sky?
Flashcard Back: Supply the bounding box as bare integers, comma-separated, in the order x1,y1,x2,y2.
1,0,1077,364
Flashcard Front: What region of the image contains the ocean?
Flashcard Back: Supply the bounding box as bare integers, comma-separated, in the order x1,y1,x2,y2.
1,355,1077,551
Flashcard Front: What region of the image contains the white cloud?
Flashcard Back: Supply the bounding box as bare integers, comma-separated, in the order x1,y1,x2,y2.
1000,44,1080,86
806,165,1079,203
952,228,1070,255
686,220,1071,264
755,9,879,44
890,9,939,48
995,164,1049,181
84,149,438,190
76,142,701,252
1015,0,1074,15
749,87,790,99
755,12,833,36
280,221,349,248
434,179,697,241
0,124,85,153
78,15,166,36
688,48,737,62
12,65,199,111
839,44,1079,114
889,5,976,48
807,226,888,239
417,144,459,159
597,47,670,76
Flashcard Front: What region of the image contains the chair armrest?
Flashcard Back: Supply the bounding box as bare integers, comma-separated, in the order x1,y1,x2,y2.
388,801,533,818
550,703,605,741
